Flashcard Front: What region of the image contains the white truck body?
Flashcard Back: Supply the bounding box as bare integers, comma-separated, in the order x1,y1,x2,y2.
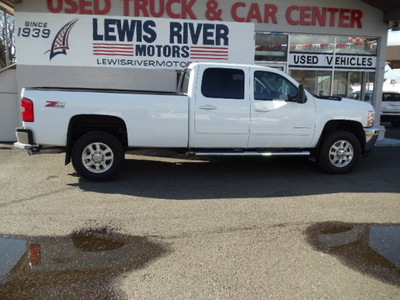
15,62,379,180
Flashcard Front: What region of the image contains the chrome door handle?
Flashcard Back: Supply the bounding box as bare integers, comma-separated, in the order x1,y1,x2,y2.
198,105,217,110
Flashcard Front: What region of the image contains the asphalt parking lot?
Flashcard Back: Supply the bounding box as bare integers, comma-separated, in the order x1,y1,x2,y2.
0,124,399,300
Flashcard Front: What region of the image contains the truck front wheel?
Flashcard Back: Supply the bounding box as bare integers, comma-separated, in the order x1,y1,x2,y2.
71,131,124,181
317,131,361,174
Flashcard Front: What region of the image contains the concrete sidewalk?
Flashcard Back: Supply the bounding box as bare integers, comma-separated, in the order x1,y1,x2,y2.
376,138,400,147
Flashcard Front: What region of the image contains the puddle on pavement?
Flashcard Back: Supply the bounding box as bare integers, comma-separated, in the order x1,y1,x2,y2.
306,222,400,286
0,228,168,300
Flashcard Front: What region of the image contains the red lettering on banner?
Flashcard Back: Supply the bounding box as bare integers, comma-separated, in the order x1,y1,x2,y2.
181,0,197,19
65,0,78,13
80,0,92,14
123,0,130,16
286,6,298,25
47,0,111,14
286,6,362,28
94,0,111,14
46,0,362,28
231,2,245,22
48,0,63,13
166,0,181,19
134,0,150,17
265,4,278,24
231,2,278,24
299,6,311,26
247,3,262,22
351,10,363,28
150,0,164,17
312,7,326,26
327,8,339,26
339,8,351,27
124,0,197,19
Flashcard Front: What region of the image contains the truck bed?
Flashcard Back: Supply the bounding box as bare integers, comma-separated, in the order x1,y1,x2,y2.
25,86,181,96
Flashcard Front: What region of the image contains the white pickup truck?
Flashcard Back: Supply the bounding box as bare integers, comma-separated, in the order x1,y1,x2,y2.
15,62,379,180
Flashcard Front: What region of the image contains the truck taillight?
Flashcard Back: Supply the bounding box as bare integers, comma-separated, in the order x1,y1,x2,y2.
21,97,34,122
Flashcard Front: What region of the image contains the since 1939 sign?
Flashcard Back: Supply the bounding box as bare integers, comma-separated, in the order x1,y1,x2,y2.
15,12,255,69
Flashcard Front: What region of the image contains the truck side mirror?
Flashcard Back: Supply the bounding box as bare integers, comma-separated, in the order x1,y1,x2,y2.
297,84,307,104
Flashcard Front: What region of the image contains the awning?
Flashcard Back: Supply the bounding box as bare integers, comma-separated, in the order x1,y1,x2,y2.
387,46,400,69
361,0,400,28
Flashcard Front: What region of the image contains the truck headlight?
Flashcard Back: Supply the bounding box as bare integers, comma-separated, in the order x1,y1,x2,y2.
367,110,375,127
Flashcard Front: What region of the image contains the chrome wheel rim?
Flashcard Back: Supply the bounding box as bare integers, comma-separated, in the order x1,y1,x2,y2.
81,142,114,173
328,140,354,168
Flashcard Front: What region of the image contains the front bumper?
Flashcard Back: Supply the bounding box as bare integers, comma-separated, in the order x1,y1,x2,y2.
364,127,379,152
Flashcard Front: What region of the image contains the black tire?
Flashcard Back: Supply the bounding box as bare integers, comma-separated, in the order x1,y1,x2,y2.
71,131,124,181
317,131,361,174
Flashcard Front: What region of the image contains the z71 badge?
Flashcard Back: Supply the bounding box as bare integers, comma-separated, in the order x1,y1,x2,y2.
45,101,66,108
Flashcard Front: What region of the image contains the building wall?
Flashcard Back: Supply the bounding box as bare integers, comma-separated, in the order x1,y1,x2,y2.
0,67,18,141
14,0,387,93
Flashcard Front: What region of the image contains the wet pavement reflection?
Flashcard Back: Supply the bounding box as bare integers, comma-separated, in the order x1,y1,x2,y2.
0,228,167,300
306,222,400,286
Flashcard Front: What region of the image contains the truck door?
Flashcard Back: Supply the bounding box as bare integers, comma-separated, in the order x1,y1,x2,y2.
248,70,316,148
191,66,250,148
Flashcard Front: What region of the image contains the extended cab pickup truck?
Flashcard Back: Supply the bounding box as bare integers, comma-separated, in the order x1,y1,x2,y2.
15,62,379,180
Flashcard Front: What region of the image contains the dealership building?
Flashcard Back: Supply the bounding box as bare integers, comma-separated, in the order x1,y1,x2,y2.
1,0,400,141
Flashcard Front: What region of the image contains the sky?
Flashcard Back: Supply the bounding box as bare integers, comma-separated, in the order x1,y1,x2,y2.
388,30,400,46
386,30,400,81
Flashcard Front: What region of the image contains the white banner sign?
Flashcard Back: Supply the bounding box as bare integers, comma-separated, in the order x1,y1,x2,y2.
289,52,376,70
16,12,255,69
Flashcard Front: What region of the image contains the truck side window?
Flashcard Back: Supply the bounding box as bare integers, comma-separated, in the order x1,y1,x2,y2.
201,68,245,99
254,71,297,101
383,93,400,102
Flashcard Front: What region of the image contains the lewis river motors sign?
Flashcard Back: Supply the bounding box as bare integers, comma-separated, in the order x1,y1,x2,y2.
16,12,254,69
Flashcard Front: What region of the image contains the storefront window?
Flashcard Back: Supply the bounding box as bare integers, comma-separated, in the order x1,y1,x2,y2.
290,70,332,96
334,37,378,55
290,34,335,53
332,71,349,97
255,33,288,62
289,35,377,55
289,34,379,98
346,72,376,101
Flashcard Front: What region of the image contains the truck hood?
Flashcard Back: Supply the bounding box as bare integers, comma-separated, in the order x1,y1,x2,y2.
314,95,375,127
316,96,374,111
340,97,374,109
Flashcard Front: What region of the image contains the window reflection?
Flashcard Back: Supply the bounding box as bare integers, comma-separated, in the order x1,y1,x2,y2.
255,33,288,62
290,34,378,55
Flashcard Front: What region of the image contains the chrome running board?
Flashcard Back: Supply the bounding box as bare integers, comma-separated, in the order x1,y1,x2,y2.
187,151,311,157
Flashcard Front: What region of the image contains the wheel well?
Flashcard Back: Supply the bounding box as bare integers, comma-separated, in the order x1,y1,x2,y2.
65,115,127,165
317,120,366,153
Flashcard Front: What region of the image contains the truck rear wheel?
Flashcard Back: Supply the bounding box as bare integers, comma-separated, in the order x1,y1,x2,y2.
317,131,361,174
71,131,124,181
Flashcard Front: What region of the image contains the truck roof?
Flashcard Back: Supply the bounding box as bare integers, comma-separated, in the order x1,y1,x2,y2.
187,62,279,71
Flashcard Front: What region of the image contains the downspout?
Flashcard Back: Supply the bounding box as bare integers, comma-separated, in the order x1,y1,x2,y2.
4,9,10,66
